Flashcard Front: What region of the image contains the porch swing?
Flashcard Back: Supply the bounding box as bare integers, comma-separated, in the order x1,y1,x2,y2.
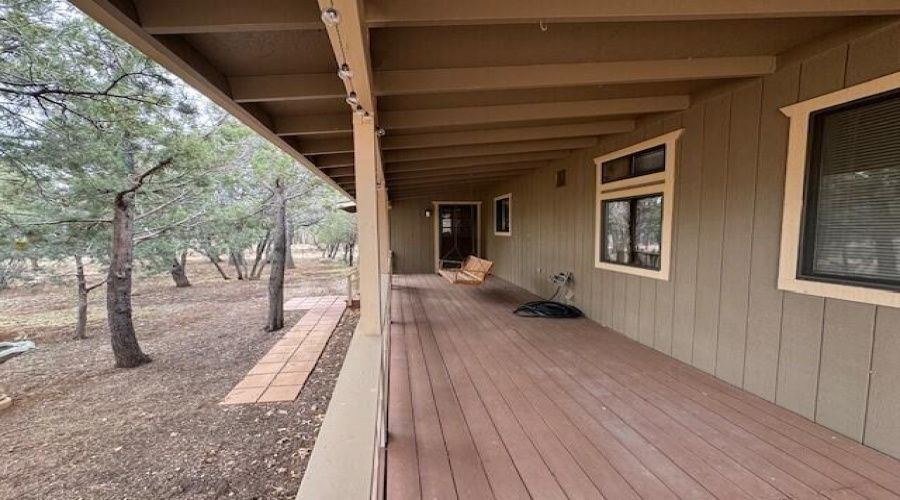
439,254,495,285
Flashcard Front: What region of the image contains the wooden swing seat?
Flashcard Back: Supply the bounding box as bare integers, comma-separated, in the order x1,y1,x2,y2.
439,256,494,285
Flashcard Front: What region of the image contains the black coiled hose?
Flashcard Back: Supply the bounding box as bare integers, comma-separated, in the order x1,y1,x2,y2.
513,300,583,318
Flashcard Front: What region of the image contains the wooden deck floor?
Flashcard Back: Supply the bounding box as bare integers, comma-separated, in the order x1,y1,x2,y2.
386,274,900,500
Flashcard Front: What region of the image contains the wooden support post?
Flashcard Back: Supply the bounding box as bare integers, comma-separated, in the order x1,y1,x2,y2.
354,114,384,335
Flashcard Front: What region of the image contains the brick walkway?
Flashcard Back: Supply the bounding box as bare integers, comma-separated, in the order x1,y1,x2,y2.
222,296,346,405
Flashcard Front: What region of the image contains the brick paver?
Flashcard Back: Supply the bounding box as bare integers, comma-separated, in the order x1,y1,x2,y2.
222,296,346,405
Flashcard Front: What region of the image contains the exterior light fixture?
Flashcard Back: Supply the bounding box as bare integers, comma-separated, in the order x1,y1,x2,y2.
376,128,386,137
345,92,359,106
425,208,432,218
338,63,353,80
321,8,340,26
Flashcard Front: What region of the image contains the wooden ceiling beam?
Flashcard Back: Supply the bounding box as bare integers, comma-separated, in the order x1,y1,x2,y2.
365,0,900,27
315,153,354,168
380,96,690,129
382,120,633,150
386,162,547,180
377,57,776,96
133,0,322,34
384,137,594,163
275,114,352,136
297,136,355,155
388,173,526,189
385,151,569,173
219,57,772,101
323,166,355,178
230,74,344,103
318,0,375,114
300,121,630,155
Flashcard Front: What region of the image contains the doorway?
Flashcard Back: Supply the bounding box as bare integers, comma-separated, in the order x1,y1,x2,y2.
433,202,481,272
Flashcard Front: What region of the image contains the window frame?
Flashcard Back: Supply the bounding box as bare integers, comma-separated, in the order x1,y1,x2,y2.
600,192,665,271
780,70,900,308
594,130,683,280
493,193,512,237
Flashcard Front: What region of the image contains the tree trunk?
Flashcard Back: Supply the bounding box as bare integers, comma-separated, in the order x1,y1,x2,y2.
106,190,151,368
266,179,287,332
347,242,354,266
74,255,88,340
285,222,296,269
29,257,40,271
207,252,230,279
230,251,245,280
248,232,270,281
170,252,191,287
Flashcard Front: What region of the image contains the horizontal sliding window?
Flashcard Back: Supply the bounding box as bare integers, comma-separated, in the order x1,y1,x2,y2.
602,194,663,270
800,89,900,290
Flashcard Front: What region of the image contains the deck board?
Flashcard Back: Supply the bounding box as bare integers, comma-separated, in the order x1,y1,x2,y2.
386,275,900,500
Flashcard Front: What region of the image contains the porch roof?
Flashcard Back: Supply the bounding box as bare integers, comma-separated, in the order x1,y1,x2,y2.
386,274,900,500
69,0,900,200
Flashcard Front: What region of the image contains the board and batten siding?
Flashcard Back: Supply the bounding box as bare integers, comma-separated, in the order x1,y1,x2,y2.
473,22,900,459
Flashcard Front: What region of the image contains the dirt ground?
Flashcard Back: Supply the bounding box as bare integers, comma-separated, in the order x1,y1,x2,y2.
0,250,358,500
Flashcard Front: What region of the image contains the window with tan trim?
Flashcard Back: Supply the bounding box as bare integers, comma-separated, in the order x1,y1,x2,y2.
594,130,682,280
494,193,511,236
780,71,900,308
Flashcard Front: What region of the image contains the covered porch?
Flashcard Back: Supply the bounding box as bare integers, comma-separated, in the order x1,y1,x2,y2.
386,275,900,500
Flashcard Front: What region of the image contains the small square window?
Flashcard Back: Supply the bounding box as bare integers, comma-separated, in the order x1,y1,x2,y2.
494,194,511,236
601,194,663,271
556,169,567,187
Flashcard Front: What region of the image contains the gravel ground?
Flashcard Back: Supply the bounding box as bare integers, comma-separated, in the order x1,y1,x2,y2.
0,252,357,500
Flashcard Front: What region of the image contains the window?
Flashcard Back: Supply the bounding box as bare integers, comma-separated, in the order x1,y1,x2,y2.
556,169,567,187
494,193,511,236
602,195,663,270
781,72,900,307
594,130,682,280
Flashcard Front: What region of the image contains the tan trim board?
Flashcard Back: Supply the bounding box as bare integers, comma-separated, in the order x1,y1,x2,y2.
366,0,900,27
376,57,776,96
380,96,690,129
779,70,900,308
493,193,512,237
387,171,532,188
594,130,684,281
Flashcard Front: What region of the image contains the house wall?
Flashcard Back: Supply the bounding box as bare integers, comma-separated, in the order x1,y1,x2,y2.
389,20,900,458
389,189,486,274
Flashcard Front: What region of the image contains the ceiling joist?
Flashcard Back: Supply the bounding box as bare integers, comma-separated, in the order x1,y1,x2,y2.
379,96,690,129
385,151,570,173
222,57,773,101
134,0,322,34
376,57,776,95
230,74,344,103
384,137,594,163
297,121,632,155
386,161,549,180
365,0,900,27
